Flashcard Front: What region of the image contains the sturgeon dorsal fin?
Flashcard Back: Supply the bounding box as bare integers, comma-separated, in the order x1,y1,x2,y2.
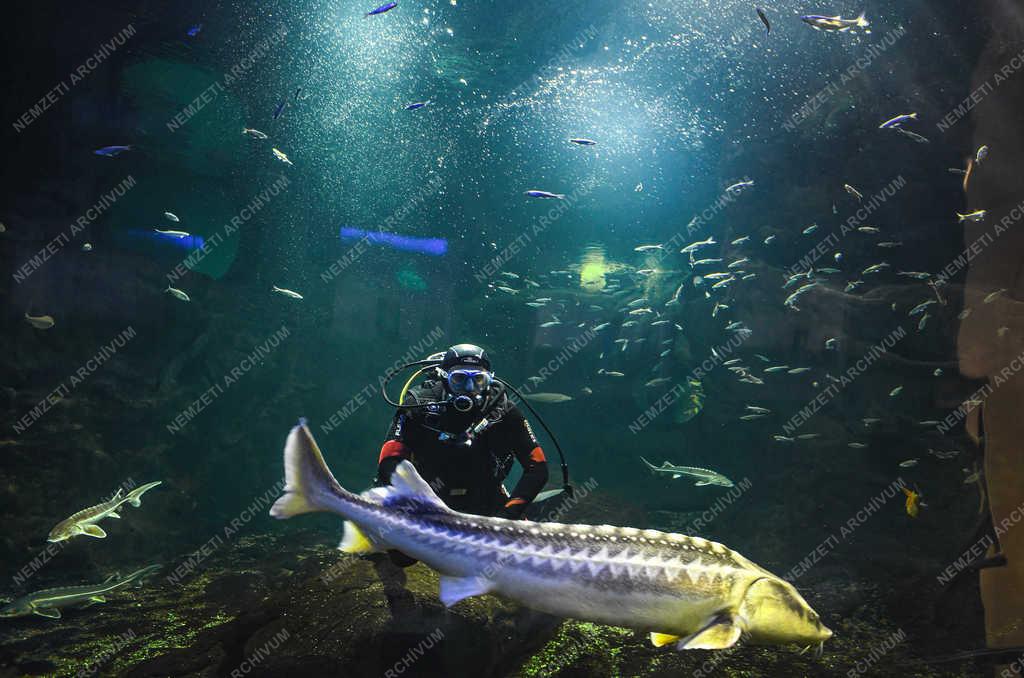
388,461,449,510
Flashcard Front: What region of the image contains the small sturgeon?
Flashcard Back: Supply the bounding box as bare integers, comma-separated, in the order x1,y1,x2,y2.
270,421,831,652
640,456,734,487
0,565,161,619
47,481,162,542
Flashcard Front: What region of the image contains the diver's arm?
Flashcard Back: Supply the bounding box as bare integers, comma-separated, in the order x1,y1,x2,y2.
375,412,413,486
376,440,411,485
497,409,549,519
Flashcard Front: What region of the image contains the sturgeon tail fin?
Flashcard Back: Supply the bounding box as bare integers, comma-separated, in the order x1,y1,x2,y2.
125,481,162,508
856,12,869,27
271,419,352,519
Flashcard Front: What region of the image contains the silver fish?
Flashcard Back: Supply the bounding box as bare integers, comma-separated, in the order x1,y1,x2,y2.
522,393,573,403
725,180,755,195
984,288,1007,304
638,457,733,487
272,285,304,300
896,128,929,144
909,300,936,316
165,287,190,302
801,13,869,32
0,565,162,619
957,210,986,223
272,148,294,166
270,423,832,652
681,237,716,254
48,482,162,542
25,313,55,329
154,228,189,238
879,113,917,129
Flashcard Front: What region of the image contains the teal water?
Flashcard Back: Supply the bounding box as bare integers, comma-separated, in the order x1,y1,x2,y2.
1,1,1017,676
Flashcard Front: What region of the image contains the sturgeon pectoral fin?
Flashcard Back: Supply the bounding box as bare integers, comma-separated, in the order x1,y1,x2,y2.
33,607,61,619
671,474,682,479
439,575,494,607
650,632,682,647
108,512,121,519
338,520,382,554
81,525,107,538
677,614,744,650
695,481,711,486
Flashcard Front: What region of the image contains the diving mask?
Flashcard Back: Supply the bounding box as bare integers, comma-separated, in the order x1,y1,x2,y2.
443,368,492,395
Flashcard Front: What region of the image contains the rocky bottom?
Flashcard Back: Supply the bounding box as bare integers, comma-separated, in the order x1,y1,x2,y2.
0,529,987,677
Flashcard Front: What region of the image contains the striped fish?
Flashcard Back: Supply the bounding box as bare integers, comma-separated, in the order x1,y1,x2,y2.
47,481,162,542
270,421,832,652
0,565,161,619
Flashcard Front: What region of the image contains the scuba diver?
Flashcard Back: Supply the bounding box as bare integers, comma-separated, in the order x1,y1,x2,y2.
376,344,549,528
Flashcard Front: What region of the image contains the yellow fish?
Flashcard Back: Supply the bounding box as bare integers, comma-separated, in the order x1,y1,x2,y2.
902,487,923,518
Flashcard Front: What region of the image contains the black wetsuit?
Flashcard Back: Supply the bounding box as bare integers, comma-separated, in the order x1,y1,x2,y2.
375,380,549,519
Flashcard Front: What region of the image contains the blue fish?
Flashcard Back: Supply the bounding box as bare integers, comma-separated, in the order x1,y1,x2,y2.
404,101,429,110
94,145,132,157
273,99,287,120
569,138,597,146
187,23,202,37
366,1,397,16
524,190,565,200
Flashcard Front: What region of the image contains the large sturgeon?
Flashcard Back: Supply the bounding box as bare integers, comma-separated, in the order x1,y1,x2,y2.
270,421,832,652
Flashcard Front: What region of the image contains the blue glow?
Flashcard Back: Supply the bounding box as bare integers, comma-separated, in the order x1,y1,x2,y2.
136,230,207,252
339,226,447,256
